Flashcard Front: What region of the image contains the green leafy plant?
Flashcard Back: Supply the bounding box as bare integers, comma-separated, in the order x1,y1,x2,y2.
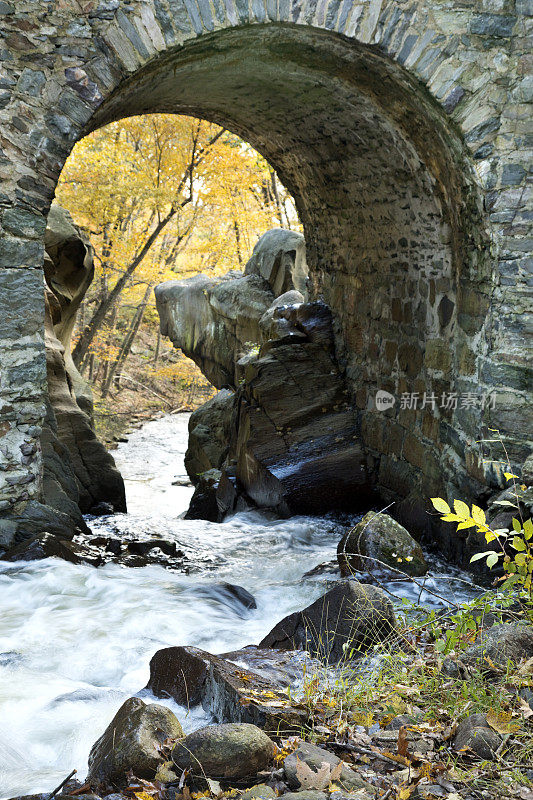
431,475,533,603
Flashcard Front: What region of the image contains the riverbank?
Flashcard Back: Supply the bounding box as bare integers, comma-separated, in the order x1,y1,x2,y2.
1,414,532,800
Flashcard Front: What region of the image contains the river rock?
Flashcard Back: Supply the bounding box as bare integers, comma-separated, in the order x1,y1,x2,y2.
146,644,311,732
184,389,235,480
260,580,397,663
280,794,328,800
337,512,427,577
185,468,223,522
87,697,183,786
239,784,276,799
244,228,308,298
1,532,98,565
190,582,257,613
453,713,501,759
283,742,373,793
172,723,274,779
443,623,533,678
229,302,370,516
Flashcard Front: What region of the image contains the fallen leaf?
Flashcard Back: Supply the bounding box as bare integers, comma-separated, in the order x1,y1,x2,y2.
485,708,521,734
518,697,533,720
395,684,421,697
295,758,342,790
397,725,409,758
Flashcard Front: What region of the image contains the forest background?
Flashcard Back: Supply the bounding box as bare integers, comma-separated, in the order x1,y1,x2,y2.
56,114,299,443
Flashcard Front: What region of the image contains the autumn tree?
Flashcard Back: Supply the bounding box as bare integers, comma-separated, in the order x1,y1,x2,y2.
56,113,299,404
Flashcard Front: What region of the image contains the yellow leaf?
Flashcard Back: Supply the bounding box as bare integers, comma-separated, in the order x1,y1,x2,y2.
454,499,470,518
457,519,477,530
471,504,486,526
504,472,519,480
134,793,155,800
485,709,521,734
431,497,450,514
441,513,464,522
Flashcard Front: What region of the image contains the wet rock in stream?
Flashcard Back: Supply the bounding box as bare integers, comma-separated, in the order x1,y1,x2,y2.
0,529,190,571
145,644,312,733
259,580,397,663
87,697,183,786
337,512,427,578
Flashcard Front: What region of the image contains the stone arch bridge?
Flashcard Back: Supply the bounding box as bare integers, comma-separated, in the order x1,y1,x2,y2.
0,0,531,547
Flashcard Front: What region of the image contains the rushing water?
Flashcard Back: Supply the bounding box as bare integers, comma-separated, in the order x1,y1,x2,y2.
0,414,479,799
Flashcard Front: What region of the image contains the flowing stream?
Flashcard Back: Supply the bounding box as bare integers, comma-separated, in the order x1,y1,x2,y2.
0,414,478,799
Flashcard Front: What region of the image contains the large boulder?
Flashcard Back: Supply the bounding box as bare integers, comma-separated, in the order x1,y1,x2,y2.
184,389,235,481
229,302,371,516
337,512,427,577
156,232,372,521
172,723,274,779
259,581,397,663
87,697,183,786
283,741,373,794
155,271,274,389
244,228,307,298
145,644,312,733
443,623,533,678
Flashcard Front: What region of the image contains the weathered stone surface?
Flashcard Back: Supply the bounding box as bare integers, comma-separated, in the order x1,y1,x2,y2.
155,271,274,389
159,251,371,519
453,713,501,760
522,453,533,486
337,512,428,577
43,205,126,516
228,301,371,516
260,581,397,663
280,794,328,800
184,389,235,480
244,228,307,298
184,468,223,522
1,531,93,564
443,623,533,677
87,697,183,786
283,742,373,793
172,723,274,778
146,644,316,732
239,784,276,800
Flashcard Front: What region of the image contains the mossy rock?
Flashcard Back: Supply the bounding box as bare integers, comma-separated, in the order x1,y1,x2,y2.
337,512,427,577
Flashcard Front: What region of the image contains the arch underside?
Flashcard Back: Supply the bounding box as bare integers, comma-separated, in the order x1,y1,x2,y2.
86,24,490,529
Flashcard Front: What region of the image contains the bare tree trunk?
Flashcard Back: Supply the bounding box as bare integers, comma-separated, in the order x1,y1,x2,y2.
234,219,243,266
270,170,291,229
153,327,161,366
101,283,153,399
73,207,178,370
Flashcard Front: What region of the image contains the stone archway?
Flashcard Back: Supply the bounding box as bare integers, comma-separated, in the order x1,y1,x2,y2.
0,2,530,549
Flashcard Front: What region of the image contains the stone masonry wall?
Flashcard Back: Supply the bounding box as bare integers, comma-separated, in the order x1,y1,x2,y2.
0,0,531,544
